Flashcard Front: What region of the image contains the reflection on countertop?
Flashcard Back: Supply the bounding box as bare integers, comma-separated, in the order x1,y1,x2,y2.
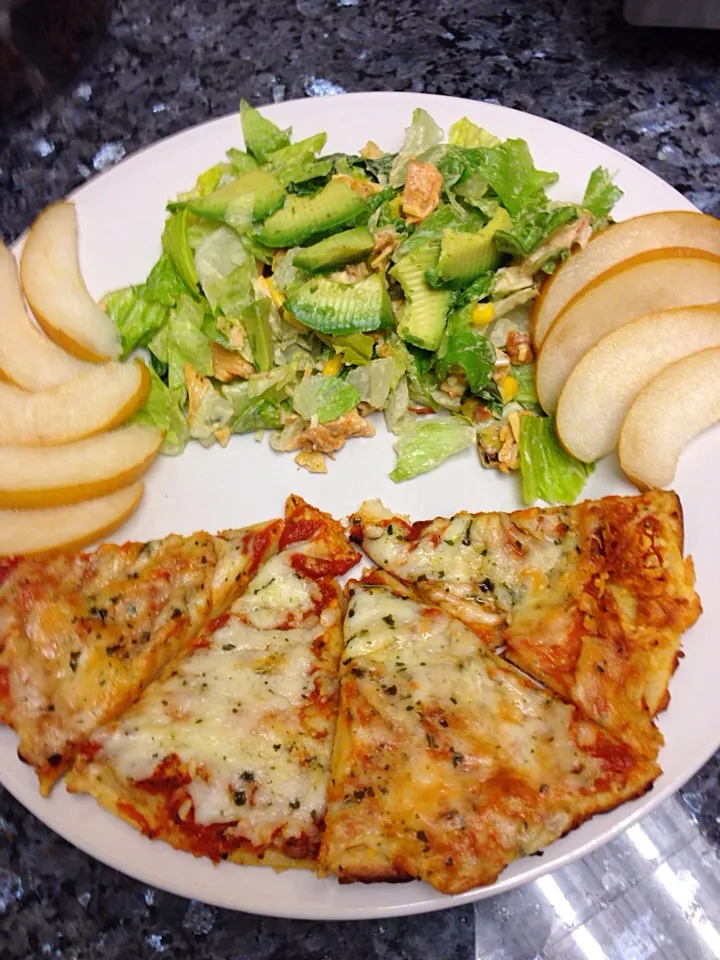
2,0,720,957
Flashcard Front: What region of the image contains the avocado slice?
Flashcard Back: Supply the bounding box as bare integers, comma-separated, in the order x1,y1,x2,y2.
255,180,368,248
285,272,392,335
435,207,512,286
293,227,374,273
177,169,286,223
390,244,452,352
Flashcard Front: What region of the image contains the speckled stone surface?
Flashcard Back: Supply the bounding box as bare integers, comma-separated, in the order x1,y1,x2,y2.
1,1,720,957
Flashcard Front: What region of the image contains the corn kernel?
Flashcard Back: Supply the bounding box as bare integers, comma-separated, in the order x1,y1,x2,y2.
471,303,495,326
266,277,286,309
322,354,343,377
500,375,519,404
389,195,403,219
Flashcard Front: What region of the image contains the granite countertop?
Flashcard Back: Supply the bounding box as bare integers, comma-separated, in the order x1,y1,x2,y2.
1,1,720,957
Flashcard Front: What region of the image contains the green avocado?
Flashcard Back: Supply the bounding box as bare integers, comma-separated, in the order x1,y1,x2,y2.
285,272,392,335
255,180,368,248
390,243,452,352
293,227,375,273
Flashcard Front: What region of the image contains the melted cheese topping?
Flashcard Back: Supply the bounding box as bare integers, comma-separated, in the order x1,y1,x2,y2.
92,544,341,847
321,580,659,894
355,493,701,759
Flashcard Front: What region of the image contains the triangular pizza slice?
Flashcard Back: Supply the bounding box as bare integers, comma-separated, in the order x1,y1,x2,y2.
66,496,360,869
319,569,660,894
0,518,282,793
350,491,700,759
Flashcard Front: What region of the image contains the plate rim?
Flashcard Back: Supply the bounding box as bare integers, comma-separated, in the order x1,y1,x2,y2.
5,90,707,921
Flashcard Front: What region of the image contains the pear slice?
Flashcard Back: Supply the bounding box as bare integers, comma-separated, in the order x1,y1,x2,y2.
531,211,720,347
0,484,144,558
0,424,162,509
619,347,720,489
20,202,122,362
536,249,720,414
556,305,720,462
0,359,150,446
0,244,92,390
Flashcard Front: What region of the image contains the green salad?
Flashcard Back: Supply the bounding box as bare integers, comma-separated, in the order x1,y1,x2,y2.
105,101,622,503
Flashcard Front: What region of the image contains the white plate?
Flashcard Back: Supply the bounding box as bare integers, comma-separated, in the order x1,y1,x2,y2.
5,92,715,921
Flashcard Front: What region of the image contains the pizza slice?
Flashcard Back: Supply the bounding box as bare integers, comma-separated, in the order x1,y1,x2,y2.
350,492,701,759
319,569,660,894
0,519,282,794
66,496,360,869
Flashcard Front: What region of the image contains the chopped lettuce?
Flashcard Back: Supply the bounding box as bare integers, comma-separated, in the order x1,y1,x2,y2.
104,287,169,357
194,162,231,197
435,315,495,394
162,210,198,293
264,133,329,186
389,108,444,188
226,147,259,175
318,332,374,366
395,205,483,259
494,205,579,258
346,357,396,408
240,99,291,162
582,166,623,223
189,383,234,447
519,415,594,505
390,415,475,482
242,298,274,372
293,374,360,424
222,380,284,434
513,364,538,407
459,140,558,217
194,226,251,311
148,295,213,405
449,118,500,149
133,365,190,455
384,376,411,436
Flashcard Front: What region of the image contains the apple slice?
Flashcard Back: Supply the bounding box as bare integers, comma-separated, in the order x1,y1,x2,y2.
0,244,92,390
0,484,144,558
556,305,720,462
0,359,150,446
0,424,162,509
20,202,122,362
619,348,720,489
531,211,720,347
536,249,720,414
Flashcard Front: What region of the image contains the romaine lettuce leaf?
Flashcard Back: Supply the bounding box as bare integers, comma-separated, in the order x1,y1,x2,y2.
494,205,578,257
222,380,284,434
264,133,329,186
104,287,169,357
519,415,594,505
395,205,483,259
582,166,623,223
384,375,411,435
133,365,190,455
293,374,360,423
513,364,538,407
346,356,396,408
194,162,231,197
389,108,444,188
390,415,475,482
194,226,251,311
242,298,274,372
449,118,500,148
435,317,495,394
317,332,374,365
148,295,213,405
226,148,259,175
458,140,558,217
162,210,199,292
240,100,291,163
188,382,234,447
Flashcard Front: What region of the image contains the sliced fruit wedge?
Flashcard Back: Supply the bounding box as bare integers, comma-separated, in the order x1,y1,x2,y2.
536,248,720,414
0,484,144,558
556,305,720,462
0,359,150,446
0,243,91,390
0,424,162,509
20,202,122,362
531,211,720,347
619,347,720,490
